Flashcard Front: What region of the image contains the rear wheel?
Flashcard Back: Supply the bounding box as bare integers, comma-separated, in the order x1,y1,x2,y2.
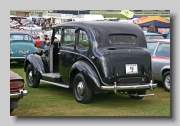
73,73,92,103
162,71,170,92
26,64,40,88
128,90,146,100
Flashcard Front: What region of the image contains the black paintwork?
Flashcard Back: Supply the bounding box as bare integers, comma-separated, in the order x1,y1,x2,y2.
24,21,153,92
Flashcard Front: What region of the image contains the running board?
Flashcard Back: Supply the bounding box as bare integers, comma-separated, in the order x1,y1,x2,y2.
40,80,69,88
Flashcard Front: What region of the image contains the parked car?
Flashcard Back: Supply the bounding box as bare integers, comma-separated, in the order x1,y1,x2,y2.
166,32,170,39
10,21,20,29
19,24,41,30
10,70,28,113
143,31,165,40
24,21,157,104
10,31,37,63
146,39,170,92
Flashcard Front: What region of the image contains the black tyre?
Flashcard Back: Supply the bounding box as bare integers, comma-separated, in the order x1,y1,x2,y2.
128,90,146,100
10,109,14,113
162,71,170,92
26,64,40,88
73,73,92,104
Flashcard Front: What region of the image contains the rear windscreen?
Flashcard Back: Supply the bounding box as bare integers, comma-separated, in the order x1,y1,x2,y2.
109,34,138,45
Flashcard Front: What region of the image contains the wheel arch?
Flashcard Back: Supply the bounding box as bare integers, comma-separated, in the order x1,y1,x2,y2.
24,54,45,76
70,61,101,92
162,68,170,77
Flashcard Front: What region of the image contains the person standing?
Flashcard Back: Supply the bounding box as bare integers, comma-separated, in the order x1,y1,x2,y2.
40,28,46,48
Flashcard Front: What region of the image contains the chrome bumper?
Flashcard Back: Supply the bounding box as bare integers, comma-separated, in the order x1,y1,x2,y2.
10,89,28,99
10,57,25,59
101,80,157,93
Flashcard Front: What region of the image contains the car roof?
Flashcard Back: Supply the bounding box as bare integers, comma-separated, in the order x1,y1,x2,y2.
10,31,31,35
53,21,147,47
143,31,162,35
147,39,170,43
54,21,141,30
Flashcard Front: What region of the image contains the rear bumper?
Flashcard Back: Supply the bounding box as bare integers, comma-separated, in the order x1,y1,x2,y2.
101,80,157,93
10,89,28,99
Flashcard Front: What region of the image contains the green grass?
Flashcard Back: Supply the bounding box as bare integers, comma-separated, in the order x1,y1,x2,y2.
10,62,170,116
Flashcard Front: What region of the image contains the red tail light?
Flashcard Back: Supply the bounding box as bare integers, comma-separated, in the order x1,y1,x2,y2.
142,77,147,82
119,78,122,83
10,81,24,91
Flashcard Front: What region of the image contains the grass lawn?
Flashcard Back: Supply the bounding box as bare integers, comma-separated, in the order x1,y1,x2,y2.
10,62,171,116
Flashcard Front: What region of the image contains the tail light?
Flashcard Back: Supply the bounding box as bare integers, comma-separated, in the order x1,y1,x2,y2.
10,52,13,57
142,77,147,82
10,81,24,91
119,78,122,83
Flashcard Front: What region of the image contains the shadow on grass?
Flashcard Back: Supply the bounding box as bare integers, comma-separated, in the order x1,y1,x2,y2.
10,61,24,69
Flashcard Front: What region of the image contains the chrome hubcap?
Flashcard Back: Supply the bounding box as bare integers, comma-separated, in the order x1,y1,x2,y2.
77,81,84,95
164,75,170,89
29,71,33,82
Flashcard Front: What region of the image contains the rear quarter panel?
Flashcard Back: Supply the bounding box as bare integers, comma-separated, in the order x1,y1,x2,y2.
151,56,170,81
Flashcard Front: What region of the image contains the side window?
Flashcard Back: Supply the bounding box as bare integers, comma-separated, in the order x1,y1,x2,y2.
155,43,170,57
55,28,61,41
77,30,89,50
63,28,75,47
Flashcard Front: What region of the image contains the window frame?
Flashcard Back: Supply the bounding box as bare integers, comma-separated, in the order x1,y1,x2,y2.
77,29,90,51
61,28,76,47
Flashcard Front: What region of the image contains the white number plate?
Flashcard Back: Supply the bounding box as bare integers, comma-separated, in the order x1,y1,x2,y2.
126,64,138,74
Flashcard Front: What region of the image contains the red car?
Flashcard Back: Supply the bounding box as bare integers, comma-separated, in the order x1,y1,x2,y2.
10,70,28,113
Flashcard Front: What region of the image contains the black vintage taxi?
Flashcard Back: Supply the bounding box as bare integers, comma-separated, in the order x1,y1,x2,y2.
24,21,157,103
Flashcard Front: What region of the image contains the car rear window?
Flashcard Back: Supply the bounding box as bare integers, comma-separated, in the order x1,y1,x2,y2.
10,34,32,41
109,34,138,45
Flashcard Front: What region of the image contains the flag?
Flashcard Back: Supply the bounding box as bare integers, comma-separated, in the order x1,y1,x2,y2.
121,10,134,18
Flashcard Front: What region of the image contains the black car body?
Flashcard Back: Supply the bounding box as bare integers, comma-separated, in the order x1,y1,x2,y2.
24,21,157,103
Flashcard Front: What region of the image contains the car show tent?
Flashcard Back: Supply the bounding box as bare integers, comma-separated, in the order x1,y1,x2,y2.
136,16,170,28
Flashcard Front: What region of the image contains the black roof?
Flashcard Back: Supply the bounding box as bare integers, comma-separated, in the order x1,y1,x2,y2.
53,21,147,47
54,21,143,35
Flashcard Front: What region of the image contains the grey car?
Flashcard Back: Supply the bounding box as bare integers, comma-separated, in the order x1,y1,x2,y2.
147,39,170,92
143,31,165,40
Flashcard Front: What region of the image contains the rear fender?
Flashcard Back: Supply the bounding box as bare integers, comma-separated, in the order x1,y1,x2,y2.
24,54,45,76
70,61,101,92
161,65,170,76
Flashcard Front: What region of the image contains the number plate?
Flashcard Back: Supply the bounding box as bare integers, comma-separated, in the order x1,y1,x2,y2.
126,64,138,74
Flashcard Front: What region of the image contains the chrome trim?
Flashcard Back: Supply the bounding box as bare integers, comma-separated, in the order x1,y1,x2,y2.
10,57,25,59
101,81,157,93
10,90,28,99
40,80,69,88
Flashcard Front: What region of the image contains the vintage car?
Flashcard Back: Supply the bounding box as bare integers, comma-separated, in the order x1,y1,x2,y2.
10,31,37,63
24,21,157,104
10,70,28,113
19,24,41,31
146,39,170,92
143,31,165,40
10,21,21,29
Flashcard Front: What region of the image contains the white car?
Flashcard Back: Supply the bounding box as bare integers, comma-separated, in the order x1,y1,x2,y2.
10,21,20,28
19,24,41,30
